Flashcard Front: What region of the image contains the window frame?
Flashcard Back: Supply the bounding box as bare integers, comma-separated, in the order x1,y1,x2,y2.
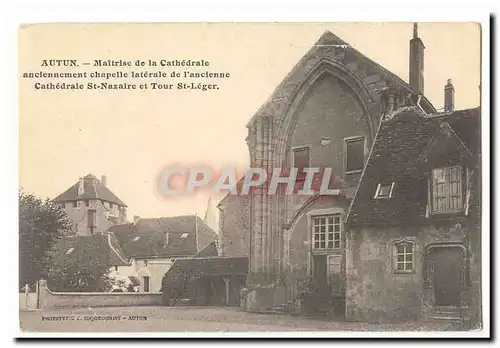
392,239,416,274
343,135,366,175
291,145,311,179
374,182,395,199
87,209,97,235
311,214,342,251
430,165,464,215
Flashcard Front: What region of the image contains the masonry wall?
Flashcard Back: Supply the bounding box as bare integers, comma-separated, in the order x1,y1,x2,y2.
19,292,38,310
287,73,369,187
346,221,480,324
284,195,349,307
63,200,126,236
219,195,250,257
38,280,162,309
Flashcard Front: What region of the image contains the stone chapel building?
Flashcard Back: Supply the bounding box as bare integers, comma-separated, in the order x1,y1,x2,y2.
218,25,481,326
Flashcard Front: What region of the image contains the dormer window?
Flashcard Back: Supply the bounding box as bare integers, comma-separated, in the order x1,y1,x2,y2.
431,166,463,214
374,182,395,199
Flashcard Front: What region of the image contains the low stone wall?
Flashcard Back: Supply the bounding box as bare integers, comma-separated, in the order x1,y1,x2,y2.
38,280,163,309
19,292,38,310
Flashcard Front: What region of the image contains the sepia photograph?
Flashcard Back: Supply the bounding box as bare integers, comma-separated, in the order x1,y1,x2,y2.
15,19,489,338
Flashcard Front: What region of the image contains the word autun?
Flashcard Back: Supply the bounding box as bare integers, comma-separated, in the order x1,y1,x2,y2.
157,166,341,196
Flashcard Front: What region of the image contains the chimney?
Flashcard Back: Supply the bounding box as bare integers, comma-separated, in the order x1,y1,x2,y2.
444,79,455,113
78,177,85,196
101,175,107,186
133,215,141,224
409,23,425,95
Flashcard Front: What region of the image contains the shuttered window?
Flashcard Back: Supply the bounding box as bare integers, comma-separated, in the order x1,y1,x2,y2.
431,166,463,213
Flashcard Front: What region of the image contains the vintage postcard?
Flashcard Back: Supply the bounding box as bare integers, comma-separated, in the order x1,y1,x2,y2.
17,21,489,337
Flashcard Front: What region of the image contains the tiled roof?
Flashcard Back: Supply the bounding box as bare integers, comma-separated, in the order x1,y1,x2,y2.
347,107,481,227
49,234,130,267
52,174,127,207
195,241,219,258
109,215,217,259
162,256,249,284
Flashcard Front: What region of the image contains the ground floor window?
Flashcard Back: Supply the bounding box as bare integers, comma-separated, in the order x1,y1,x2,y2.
312,214,341,250
393,240,415,273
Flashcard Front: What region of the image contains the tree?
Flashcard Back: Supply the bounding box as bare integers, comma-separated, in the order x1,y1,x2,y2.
47,234,116,292
19,190,72,290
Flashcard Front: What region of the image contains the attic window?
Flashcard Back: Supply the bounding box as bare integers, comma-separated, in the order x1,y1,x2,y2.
132,236,140,242
65,247,75,255
374,182,395,199
180,233,189,239
431,166,463,214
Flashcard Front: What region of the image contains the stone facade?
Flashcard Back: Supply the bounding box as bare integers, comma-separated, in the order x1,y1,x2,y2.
53,174,128,236
237,30,435,312
62,199,127,236
218,194,250,257
346,221,481,325
110,257,175,293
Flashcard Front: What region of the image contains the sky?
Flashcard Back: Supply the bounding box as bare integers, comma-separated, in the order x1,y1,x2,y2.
18,22,481,221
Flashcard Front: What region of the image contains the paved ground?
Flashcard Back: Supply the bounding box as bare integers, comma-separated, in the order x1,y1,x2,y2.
19,306,454,333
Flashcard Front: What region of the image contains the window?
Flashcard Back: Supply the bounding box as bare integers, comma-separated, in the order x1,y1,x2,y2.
431,166,463,213
312,215,341,250
180,233,189,239
393,241,414,273
344,136,365,173
87,210,96,235
144,259,148,266
374,182,395,199
292,146,310,177
84,200,90,207
72,201,77,208
65,247,75,255
114,266,118,272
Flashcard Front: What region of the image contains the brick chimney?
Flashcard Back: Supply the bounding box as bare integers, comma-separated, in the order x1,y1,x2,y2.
101,175,107,186
444,79,455,113
409,23,425,95
78,177,85,196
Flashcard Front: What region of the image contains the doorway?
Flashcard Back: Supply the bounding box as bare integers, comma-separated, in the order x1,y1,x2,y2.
426,246,464,307
143,276,150,293
312,254,328,292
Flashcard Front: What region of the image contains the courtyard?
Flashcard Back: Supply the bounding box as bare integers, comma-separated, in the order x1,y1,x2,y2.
19,306,458,333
